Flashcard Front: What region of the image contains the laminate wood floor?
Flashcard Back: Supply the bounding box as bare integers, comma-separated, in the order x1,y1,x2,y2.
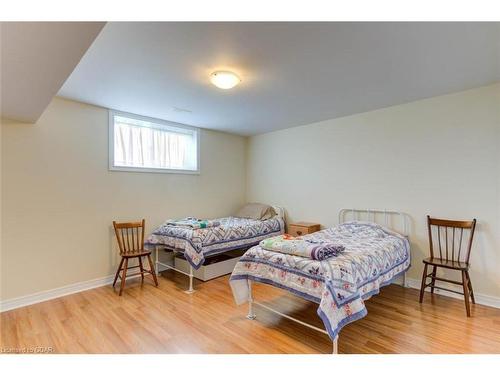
2,271,500,354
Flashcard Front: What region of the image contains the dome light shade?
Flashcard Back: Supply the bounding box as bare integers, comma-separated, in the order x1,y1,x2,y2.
210,71,241,89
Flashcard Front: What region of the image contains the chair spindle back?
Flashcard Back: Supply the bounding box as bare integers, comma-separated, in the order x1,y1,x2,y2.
113,219,146,255
427,216,476,264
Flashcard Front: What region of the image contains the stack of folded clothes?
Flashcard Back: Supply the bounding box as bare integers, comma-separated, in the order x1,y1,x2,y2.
166,217,221,229
260,234,345,260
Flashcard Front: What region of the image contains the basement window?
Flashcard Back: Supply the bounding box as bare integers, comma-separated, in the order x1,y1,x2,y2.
109,110,199,174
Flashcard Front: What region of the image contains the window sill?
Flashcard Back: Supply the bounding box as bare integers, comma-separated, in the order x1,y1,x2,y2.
109,166,200,175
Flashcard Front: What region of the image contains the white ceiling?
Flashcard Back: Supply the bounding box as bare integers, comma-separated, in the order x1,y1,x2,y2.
1,22,105,123
59,22,500,136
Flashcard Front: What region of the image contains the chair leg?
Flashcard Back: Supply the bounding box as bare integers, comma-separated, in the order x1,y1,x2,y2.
147,254,159,287
462,270,471,317
419,264,428,303
113,257,124,287
465,270,475,304
119,258,128,296
138,256,145,284
430,266,437,294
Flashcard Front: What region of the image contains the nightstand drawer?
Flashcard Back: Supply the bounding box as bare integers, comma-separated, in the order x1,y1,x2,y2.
287,222,321,237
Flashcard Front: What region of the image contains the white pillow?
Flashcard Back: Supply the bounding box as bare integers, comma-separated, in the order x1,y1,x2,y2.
235,203,276,220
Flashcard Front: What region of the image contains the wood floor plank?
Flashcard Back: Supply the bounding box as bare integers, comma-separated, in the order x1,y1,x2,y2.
1,271,500,354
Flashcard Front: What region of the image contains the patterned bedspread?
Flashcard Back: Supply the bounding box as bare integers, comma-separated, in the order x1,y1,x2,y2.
146,216,284,269
229,221,410,340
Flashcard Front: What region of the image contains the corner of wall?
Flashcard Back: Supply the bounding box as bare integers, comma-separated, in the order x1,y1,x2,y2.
243,135,251,203
0,117,4,301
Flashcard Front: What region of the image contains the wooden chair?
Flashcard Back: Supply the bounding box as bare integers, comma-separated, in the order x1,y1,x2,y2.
112,219,159,296
419,215,477,316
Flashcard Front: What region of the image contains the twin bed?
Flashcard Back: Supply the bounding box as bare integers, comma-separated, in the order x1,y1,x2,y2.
230,208,410,354
148,207,410,354
146,205,285,292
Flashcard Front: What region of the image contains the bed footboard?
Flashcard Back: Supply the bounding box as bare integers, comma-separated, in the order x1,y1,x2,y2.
155,246,195,293
245,279,338,354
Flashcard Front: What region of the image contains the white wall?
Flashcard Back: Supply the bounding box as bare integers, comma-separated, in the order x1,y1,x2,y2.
247,84,500,299
0,108,3,301
2,84,500,306
1,97,247,300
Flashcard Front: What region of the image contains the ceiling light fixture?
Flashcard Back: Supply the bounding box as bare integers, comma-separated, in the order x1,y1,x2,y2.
210,71,241,89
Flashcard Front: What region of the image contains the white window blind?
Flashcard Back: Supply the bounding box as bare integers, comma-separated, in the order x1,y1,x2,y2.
109,111,199,173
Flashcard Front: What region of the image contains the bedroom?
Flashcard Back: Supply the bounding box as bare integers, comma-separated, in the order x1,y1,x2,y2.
1,1,500,372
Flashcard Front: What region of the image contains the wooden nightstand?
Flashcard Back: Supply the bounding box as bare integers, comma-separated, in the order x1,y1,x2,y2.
287,222,321,237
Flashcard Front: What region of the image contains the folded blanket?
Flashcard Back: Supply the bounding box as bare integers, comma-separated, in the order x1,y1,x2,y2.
166,217,221,229
260,234,344,260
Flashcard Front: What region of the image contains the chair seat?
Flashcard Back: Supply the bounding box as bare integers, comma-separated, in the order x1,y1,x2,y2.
122,250,152,258
422,257,469,270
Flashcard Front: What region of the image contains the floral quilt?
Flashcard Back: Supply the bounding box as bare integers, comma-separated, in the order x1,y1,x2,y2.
229,221,410,340
146,216,284,269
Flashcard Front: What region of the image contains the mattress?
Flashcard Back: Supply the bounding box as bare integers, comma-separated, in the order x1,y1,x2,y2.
146,216,284,269
229,221,410,340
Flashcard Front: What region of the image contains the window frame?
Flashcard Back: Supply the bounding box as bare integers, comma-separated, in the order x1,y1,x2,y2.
108,110,200,175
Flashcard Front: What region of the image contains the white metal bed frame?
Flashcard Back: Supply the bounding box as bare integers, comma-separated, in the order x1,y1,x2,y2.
155,206,286,294
245,208,410,354
155,246,197,293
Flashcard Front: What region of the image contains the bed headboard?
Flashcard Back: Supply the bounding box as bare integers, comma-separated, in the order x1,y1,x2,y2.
272,205,285,221
338,208,409,237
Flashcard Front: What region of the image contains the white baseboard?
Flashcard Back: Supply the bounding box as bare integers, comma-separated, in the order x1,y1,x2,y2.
402,277,500,309
0,255,173,313
2,269,499,313
0,274,115,313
